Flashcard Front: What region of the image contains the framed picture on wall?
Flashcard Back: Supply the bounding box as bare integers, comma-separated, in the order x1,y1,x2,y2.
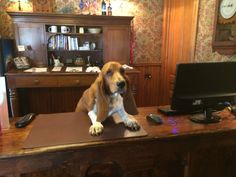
6,0,32,12
32,0,54,13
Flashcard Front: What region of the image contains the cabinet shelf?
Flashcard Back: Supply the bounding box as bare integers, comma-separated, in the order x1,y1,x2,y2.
46,32,102,36
47,49,103,52
9,12,133,66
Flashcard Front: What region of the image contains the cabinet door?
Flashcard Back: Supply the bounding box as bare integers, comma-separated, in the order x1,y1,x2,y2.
188,148,228,177
103,26,130,64
134,64,161,107
14,23,47,66
225,148,236,177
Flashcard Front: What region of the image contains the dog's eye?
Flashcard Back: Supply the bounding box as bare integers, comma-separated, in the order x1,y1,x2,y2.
120,67,125,75
106,69,113,76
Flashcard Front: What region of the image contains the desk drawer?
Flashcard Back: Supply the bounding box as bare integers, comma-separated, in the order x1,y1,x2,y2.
15,76,58,88
58,76,96,87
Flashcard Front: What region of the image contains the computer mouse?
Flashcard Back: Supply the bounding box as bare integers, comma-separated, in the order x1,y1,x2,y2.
146,113,163,124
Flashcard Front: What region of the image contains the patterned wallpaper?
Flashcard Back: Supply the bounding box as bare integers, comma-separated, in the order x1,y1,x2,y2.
0,0,232,63
194,0,231,61
0,0,163,64
0,0,14,38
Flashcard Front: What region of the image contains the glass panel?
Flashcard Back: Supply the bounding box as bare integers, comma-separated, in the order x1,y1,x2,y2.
216,24,235,41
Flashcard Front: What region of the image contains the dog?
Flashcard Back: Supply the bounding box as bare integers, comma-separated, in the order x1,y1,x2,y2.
75,61,140,135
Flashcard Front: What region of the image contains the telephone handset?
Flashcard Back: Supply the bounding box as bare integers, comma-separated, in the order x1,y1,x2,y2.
13,57,30,69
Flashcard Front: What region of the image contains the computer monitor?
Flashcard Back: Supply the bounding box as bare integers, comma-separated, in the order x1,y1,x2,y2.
171,62,236,124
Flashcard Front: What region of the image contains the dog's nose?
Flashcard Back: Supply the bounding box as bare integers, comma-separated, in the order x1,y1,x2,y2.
117,81,125,89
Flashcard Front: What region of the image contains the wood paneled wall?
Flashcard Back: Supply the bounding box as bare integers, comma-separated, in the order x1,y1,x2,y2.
160,0,200,105
134,0,199,107
18,87,86,115
134,63,162,107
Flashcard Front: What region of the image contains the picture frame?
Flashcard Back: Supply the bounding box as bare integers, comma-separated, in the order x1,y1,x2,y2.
32,0,54,13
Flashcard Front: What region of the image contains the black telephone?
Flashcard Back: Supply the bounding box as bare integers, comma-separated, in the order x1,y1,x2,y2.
13,57,30,69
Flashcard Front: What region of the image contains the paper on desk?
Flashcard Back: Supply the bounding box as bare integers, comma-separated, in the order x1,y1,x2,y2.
65,67,82,72
24,68,48,72
86,66,101,73
52,67,62,72
122,64,133,70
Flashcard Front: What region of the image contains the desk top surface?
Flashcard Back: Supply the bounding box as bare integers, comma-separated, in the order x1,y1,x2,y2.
5,67,140,76
1,107,236,159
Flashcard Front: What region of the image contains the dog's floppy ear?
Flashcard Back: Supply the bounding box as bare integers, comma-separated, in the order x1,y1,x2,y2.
123,75,138,115
96,76,109,122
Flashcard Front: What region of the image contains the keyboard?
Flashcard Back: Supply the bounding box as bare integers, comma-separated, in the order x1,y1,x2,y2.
158,105,205,116
157,105,182,115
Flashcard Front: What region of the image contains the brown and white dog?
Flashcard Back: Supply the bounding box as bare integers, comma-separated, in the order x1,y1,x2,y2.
75,61,140,135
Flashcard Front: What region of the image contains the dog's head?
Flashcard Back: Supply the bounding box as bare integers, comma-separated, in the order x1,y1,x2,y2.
95,61,138,122
100,61,128,95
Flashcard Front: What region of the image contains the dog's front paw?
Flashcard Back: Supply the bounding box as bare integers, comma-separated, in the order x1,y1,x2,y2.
124,119,140,131
89,122,104,136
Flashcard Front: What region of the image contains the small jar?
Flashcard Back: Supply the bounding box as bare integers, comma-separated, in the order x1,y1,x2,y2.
74,57,85,66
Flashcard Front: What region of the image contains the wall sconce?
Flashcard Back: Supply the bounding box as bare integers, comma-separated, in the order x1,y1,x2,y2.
18,0,22,11
7,0,33,12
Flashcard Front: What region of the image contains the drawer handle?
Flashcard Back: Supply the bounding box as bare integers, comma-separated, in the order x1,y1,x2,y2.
34,79,40,84
75,80,80,85
144,74,152,79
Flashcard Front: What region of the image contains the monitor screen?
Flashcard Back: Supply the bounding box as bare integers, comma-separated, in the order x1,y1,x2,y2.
171,62,236,123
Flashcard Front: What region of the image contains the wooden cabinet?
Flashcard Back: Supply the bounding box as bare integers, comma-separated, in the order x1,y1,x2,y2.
9,12,133,67
14,76,58,87
7,12,138,117
134,63,162,106
6,69,139,117
57,75,96,87
103,26,130,64
187,143,236,177
212,0,236,55
46,25,103,66
7,74,97,88
14,22,47,66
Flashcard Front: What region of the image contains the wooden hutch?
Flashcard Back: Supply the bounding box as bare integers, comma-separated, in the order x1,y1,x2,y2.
6,12,139,117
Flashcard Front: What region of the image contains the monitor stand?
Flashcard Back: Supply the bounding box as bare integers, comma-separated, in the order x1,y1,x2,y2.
189,108,221,124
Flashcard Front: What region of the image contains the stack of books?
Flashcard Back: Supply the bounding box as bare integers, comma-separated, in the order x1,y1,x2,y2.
48,35,79,51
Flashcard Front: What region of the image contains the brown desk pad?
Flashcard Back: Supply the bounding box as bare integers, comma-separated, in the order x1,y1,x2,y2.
23,112,147,149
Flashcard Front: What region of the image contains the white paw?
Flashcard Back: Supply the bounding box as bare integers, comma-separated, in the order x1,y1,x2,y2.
124,119,140,131
89,122,104,136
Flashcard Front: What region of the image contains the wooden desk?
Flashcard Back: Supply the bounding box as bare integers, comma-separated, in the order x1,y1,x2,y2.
1,107,236,177
5,68,139,117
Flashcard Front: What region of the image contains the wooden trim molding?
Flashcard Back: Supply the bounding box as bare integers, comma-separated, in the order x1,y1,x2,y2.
160,0,200,105
133,62,162,67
